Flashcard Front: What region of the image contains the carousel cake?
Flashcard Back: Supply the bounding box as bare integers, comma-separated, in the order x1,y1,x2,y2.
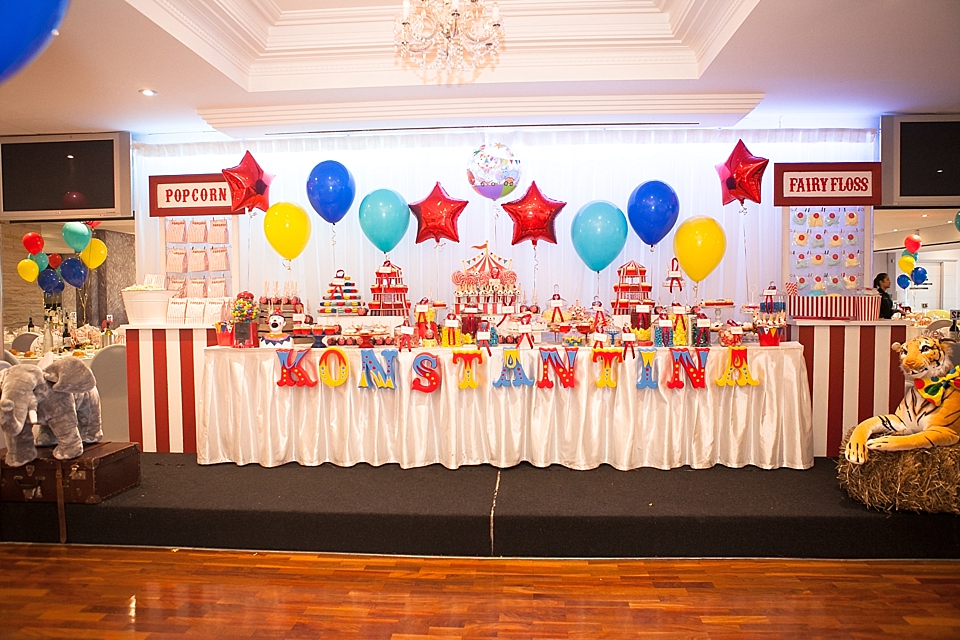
451,242,522,314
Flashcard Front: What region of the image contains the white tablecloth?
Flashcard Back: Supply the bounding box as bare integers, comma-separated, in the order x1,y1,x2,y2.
197,343,813,470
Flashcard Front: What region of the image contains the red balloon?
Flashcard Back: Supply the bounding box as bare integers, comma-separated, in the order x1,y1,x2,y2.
222,151,274,213
48,253,62,269
409,182,469,244
500,181,566,247
716,139,769,206
22,232,43,255
61,191,87,209
84,221,102,228
904,234,923,254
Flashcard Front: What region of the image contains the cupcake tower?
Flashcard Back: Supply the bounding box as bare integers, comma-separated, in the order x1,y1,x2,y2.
318,269,368,315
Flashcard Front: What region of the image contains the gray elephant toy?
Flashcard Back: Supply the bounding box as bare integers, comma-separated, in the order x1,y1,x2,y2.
0,356,102,467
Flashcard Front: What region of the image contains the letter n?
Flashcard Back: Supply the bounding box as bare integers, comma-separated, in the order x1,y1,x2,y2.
537,347,578,389
666,347,709,389
359,348,398,389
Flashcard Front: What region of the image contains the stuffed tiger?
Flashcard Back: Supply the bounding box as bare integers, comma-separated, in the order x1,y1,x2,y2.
845,331,960,464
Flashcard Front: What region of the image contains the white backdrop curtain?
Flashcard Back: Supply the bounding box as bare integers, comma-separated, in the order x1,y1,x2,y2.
134,128,876,311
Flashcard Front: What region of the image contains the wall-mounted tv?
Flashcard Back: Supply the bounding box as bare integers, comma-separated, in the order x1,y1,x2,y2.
881,114,960,207
0,131,132,222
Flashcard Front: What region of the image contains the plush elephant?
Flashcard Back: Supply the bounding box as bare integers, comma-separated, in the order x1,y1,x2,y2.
0,356,102,467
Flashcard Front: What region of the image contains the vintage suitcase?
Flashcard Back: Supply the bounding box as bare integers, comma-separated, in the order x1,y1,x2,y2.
0,442,141,504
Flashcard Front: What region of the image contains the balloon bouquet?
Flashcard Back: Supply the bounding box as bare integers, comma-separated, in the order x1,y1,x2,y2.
896,234,927,302
17,223,108,297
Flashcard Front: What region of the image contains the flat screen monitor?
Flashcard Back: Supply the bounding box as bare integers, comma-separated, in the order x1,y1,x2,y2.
0,132,132,221
881,115,960,206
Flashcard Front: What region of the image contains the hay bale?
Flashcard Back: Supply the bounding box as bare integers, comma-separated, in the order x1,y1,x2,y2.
837,437,960,514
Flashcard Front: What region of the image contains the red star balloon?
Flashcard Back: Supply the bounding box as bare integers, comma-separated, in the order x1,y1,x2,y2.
501,181,566,247
222,151,274,213
716,139,769,206
409,182,469,244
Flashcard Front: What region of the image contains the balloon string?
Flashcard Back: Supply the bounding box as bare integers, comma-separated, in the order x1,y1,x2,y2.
283,259,292,272
595,270,601,300
435,242,442,301
741,217,751,301
533,244,539,301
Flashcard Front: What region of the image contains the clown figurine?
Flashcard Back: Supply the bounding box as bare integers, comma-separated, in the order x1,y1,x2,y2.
260,309,293,348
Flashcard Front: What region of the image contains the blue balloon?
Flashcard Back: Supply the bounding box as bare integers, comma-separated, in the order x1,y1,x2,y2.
358,189,409,253
627,180,680,247
306,160,356,225
36,268,61,294
896,274,911,289
911,266,927,286
50,278,64,295
59,256,88,288
0,0,70,85
570,201,628,272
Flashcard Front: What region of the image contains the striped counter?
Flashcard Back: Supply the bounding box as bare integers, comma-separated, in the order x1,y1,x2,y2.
125,326,216,453
788,320,908,457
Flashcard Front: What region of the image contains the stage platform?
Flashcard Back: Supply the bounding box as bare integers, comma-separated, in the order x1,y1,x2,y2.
2,454,958,558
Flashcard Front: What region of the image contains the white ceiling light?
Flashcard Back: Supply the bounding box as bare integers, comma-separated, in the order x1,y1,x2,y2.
395,0,503,73
139,89,158,97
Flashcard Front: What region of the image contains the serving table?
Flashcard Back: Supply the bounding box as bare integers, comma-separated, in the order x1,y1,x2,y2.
198,343,813,470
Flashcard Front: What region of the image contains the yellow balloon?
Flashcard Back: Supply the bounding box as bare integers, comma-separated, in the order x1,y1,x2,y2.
80,238,108,269
898,255,916,275
673,216,727,283
264,202,311,260
17,259,39,283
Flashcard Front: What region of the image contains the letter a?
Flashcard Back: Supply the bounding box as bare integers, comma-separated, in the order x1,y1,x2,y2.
715,346,759,387
494,347,534,388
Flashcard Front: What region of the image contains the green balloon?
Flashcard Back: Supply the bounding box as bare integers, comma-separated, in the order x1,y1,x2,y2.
29,251,49,271
358,189,409,254
62,221,92,252
954,211,960,233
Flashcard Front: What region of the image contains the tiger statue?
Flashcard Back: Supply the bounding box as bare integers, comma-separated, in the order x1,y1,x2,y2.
845,331,960,464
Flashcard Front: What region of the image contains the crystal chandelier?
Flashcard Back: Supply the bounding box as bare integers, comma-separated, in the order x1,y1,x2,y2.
395,0,503,73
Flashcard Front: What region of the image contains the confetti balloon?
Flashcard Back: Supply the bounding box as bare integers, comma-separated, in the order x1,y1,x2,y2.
466,143,521,201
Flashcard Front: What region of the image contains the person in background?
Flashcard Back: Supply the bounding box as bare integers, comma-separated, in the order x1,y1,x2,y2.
874,272,894,319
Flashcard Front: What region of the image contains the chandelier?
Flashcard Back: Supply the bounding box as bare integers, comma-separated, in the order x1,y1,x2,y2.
395,0,504,73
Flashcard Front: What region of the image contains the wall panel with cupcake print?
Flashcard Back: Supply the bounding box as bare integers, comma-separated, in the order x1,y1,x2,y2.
788,206,864,295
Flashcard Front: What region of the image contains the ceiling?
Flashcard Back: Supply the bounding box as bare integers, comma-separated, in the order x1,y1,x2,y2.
0,0,958,141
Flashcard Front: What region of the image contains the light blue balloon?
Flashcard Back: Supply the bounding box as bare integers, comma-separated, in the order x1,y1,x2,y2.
29,251,49,272
570,201,628,272
358,189,409,253
61,221,92,252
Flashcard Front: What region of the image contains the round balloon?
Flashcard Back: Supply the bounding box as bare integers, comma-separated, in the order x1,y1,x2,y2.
570,201,628,272
955,211,960,233
62,221,92,252
358,189,409,253
306,160,356,225
466,143,521,201
0,0,69,85
896,274,911,289
673,216,727,282
627,180,680,247
898,254,916,275
263,202,312,260
904,234,923,254
47,252,62,269
59,257,89,288
17,259,39,283
80,238,108,269
29,251,49,272
911,266,928,286
36,268,61,294
901,249,918,260
22,232,43,255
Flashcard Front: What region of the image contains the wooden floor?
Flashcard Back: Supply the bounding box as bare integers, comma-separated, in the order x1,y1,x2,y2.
1,544,959,639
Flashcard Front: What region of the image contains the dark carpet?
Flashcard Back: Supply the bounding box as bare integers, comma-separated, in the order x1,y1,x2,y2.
2,454,958,558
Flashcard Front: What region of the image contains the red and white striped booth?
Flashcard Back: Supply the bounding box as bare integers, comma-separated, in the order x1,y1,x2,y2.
126,327,216,453
788,320,908,457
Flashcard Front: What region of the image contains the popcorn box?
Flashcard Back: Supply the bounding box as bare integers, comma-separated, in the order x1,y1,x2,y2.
787,295,854,320
852,295,881,321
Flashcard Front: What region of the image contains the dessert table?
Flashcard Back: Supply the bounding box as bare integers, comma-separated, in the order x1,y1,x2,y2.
197,342,813,470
